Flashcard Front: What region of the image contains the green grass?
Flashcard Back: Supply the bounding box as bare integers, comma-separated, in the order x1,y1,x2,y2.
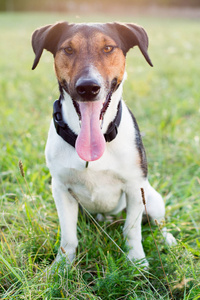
0,12,200,299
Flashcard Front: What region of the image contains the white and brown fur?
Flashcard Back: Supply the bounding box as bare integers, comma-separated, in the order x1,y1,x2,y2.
32,21,176,267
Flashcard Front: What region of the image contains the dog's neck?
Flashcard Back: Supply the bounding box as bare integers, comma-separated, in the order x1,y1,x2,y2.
60,83,123,136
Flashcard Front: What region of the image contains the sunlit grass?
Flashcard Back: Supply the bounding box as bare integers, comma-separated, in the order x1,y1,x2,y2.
0,12,200,299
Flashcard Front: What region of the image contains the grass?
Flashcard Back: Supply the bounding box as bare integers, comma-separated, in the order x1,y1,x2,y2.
0,11,200,299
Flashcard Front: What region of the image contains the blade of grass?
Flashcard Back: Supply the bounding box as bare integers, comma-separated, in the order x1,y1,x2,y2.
141,188,174,300
0,254,23,283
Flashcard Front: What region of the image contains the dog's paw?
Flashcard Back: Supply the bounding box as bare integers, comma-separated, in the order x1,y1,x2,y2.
129,256,149,270
44,249,74,276
162,227,177,246
127,249,149,269
136,258,149,270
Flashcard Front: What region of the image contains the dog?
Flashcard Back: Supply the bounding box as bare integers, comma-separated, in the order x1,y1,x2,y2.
32,21,176,267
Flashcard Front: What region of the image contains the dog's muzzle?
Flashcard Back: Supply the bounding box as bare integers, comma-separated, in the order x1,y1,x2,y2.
58,74,121,162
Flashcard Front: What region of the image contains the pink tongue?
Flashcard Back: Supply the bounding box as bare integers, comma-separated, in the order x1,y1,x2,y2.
75,101,106,161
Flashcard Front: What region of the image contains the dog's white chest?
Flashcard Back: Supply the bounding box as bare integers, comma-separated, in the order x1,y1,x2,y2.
65,168,125,214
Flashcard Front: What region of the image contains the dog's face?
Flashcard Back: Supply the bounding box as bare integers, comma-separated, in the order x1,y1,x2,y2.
32,22,152,161
54,28,126,104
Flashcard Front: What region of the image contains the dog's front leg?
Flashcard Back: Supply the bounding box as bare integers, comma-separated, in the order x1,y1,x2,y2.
123,187,148,267
52,178,78,264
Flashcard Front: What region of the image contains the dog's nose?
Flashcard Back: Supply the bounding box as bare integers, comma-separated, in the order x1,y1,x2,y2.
76,78,101,100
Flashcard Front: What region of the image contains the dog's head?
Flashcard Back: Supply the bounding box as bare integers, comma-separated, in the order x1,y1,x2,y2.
32,22,152,161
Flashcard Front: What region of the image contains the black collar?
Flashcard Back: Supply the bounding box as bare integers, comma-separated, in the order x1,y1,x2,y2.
53,97,122,148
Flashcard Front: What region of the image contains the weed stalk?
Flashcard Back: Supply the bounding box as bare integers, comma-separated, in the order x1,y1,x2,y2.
18,160,33,201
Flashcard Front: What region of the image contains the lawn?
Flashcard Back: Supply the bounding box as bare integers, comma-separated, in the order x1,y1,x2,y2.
0,12,200,299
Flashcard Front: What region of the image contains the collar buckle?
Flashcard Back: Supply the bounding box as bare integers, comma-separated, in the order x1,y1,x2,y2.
104,121,118,142
53,100,66,134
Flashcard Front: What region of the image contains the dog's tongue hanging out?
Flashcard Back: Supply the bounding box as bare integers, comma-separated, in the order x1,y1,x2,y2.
75,101,106,161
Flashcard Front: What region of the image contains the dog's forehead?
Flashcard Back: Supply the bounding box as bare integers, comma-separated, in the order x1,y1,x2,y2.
60,22,120,45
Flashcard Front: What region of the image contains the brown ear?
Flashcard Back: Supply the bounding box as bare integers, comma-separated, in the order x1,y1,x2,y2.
31,22,70,70
113,22,153,67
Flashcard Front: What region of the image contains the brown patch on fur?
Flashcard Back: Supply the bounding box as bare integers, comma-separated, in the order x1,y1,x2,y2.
54,31,126,91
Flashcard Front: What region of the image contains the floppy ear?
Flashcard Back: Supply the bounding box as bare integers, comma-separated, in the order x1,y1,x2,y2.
31,22,70,70
113,22,153,67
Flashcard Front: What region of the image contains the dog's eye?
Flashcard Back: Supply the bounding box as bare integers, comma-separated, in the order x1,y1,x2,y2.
103,46,114,53
64,47,74,55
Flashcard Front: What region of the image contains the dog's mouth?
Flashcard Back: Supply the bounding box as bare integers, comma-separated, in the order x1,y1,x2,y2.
72,91,113,162
73,90,112,124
